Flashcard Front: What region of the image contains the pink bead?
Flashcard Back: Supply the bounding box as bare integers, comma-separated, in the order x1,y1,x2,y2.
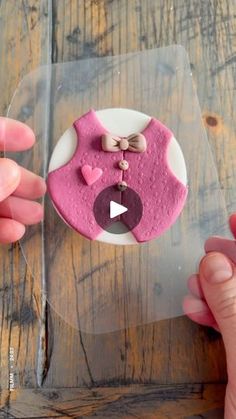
117,180,128,191
118,159,129,170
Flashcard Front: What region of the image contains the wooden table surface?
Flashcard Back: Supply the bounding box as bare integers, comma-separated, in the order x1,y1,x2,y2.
1,1,236,418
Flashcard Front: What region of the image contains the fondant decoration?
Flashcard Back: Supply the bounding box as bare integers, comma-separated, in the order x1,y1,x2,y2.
47,109,188,242
81,164,103,186
118,160,129,170
102,132,147,152
117,180,128,191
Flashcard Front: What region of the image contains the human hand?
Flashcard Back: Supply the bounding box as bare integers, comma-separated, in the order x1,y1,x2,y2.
183,213,236,419
0,117,46,243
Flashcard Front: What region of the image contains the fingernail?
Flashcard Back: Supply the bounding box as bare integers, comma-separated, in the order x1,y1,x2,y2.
201,253,233,284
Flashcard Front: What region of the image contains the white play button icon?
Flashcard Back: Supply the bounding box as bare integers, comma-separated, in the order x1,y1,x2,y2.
110,201,128,219
93,186,143,234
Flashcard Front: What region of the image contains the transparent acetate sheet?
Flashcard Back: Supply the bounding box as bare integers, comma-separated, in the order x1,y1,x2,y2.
6,46,228,333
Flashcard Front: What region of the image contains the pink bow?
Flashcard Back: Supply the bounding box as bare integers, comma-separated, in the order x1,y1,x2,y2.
101,133,147,153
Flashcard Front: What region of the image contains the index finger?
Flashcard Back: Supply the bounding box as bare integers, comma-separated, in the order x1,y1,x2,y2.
0,117,35,152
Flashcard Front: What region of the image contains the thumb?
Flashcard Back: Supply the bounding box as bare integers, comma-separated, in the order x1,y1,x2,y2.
199,252,236,385
0,158,21,201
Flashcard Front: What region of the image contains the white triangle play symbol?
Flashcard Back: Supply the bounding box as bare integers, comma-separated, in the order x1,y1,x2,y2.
110,201,128,219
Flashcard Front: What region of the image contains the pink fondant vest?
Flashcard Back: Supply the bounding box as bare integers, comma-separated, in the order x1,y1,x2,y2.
47,109,188,242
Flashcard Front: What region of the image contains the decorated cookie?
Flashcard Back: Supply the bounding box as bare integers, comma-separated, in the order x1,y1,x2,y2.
47,108,188,245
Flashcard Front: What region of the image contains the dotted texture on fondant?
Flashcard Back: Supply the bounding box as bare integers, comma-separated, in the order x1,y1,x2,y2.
121,118,188,241
47,109,188,242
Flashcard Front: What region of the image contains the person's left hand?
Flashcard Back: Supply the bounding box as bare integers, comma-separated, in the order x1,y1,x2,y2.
0,117,46,243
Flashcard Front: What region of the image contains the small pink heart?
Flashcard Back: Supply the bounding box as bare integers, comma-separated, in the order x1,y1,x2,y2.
81,164,103,185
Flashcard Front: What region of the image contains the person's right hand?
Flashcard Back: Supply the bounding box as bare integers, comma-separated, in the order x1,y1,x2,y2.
0,117,46,243
183,214,236,419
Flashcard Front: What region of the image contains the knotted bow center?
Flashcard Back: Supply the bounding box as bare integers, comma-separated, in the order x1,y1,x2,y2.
101,133,147,153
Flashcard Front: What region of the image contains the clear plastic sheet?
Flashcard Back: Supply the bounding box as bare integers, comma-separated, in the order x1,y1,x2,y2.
6,46,228,333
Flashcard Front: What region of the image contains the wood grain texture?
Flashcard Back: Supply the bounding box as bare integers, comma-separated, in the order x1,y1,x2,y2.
0,0,52,391
0,384,225,418
0,0,236,418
